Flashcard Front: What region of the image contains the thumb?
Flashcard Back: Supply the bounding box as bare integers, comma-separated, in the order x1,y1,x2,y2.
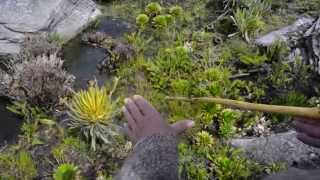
170,120,195,134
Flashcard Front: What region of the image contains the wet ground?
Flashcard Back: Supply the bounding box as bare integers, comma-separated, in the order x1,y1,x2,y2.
62,16,133,89
0,97,21,144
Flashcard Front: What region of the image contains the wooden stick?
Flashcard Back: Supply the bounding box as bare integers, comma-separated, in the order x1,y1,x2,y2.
165,96,320,121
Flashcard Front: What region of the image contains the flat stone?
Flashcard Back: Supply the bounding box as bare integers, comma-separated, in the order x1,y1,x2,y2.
0,0,100,56
230,130,320,165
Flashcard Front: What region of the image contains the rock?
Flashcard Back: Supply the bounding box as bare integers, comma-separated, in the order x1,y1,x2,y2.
303,18,320,74
263,168,320,180
256,16,320,74
230,130,320,166
0,0,100,56
256,16,315,46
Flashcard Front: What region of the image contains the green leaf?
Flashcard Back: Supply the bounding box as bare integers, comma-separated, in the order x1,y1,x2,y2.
39,118,56,126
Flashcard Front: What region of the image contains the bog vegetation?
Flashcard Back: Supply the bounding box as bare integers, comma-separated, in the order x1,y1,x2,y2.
0,0,319,179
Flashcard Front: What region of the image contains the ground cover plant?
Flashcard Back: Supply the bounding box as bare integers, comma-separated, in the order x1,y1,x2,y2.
0,0,320,179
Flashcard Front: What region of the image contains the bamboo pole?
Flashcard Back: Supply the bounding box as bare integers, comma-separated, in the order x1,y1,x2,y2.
165,96,320,121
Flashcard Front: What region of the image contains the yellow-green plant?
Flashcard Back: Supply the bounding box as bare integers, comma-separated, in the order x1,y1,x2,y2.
231,8,265,42
211,147,254,180
66,79,120,150
53,163,80,180
145,2,162,16
136,14,150,28
153,15,169,29
0,150,38,179
169,5,183,18
195,131,216,155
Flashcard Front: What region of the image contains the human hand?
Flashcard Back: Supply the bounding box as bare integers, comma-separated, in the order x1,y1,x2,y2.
293,118,320,148
122,95,194,142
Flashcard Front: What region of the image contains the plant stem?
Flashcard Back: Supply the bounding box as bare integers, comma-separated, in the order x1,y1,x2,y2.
165,96,320,121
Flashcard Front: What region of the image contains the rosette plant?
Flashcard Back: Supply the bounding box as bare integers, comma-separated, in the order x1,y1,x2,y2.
66,78,120,151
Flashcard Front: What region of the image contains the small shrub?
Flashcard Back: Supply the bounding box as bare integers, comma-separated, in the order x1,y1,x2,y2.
186,163,210,180
164,14,174,25
147,46,195,90
153,15,169,29
264,162,287,174
231,8,265,42
126,32,153,55
171,79,191,96
239,52,267,66
205,67,231,82
1,54,74,108
16,151,38,179
136,14,150,28
81,31,108,44
195,131,215,155
53,163,80,180
169,5,183,17
178,143,210,180
266,40,290,61
218,109,238,138
16,34,60,61
212,147,255,180
0,150,37,179
145,2,162,16
241,0,272,16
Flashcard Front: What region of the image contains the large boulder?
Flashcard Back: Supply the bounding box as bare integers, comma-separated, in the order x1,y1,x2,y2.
256,16,320,74
230,130,320,166
0,0,101,56
256,16,315,46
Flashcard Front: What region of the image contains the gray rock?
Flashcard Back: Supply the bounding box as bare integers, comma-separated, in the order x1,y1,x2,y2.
256,16,315,46
230,130,320,165
256,16,320,74
263,168,320,180
0,0,100,56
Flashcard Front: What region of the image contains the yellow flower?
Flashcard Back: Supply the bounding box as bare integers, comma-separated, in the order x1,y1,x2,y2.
69,85,115,124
